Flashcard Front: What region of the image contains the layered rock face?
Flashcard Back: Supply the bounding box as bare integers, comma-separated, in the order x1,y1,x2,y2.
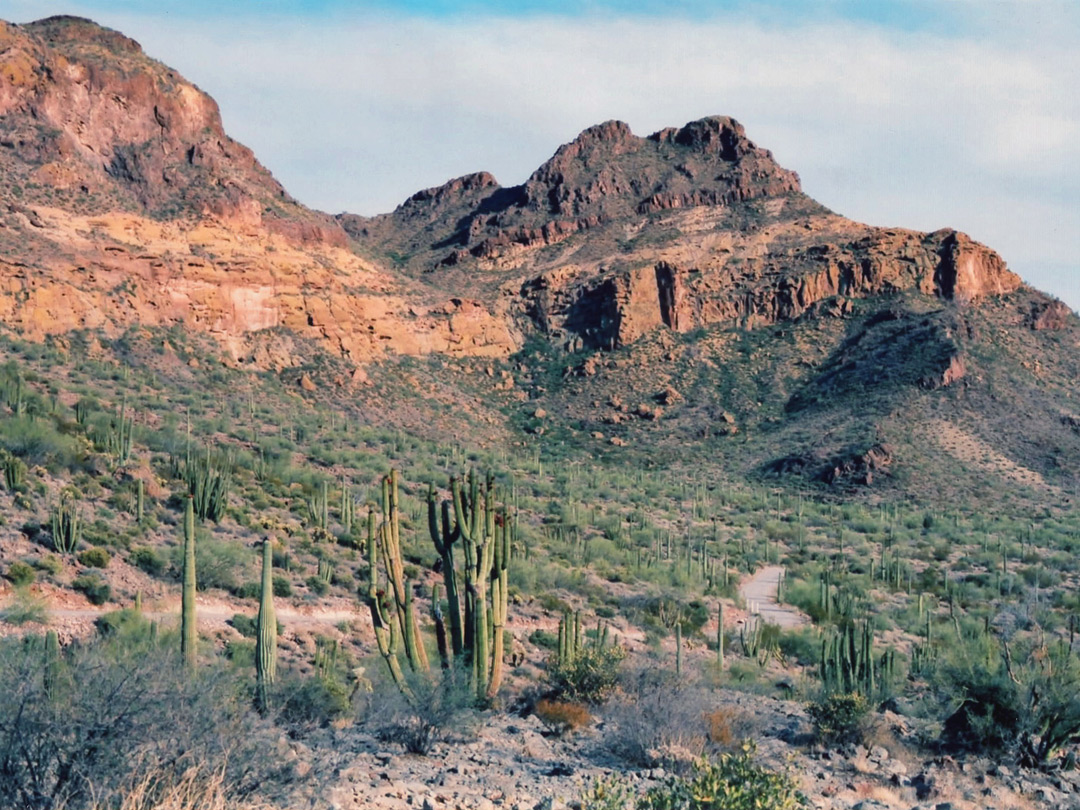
0,16,513,366
0,14,1040,372
520,224,1021,350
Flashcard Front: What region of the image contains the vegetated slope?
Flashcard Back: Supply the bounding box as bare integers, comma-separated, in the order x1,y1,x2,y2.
0,14,1076,506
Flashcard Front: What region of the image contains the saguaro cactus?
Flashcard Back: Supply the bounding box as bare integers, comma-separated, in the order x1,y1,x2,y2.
428,483,464,660
365,508,410,693
180,496,197,670
255,536,277,711
379,471,429,674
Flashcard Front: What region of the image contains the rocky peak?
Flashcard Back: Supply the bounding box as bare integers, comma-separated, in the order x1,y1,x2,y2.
0,16,345,245
651,115,756,160
24,15,143,55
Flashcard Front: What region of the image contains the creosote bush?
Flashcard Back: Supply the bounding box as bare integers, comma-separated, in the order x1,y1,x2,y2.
634,743,807,810
0,632,290,810
5,560,35,585
806,692,871,747
535,698,592,736
546,643,626,704
77,546,111,568
72,572,111,605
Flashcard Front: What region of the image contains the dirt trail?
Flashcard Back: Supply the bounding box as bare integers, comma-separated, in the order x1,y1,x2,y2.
739,565,808,629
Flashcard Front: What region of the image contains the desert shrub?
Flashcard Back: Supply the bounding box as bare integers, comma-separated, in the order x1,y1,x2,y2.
72,573,111,605
529,629,559,650
580,775,634,810
94,608,151,640
305,574,330,596
637,743,807,810
0,415,79,468
129,546,166,576
5,560,35,586
370,670,476,755
604,671,713,769
807,692,871,746
0,587,48,625
77,546,111,568
34,554,62,575
230,613,258,638
277,673,353,728
932,636,1080,764
0,634,288,810
546,644,626,704
272,575,293,597
170,535,249,593
534,698,591,736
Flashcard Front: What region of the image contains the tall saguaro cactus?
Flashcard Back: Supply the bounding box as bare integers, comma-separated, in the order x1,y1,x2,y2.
379,471,429,674
365,508,410,694
180,496,197,670
255,535,277,711
428,483,464,660
452,470,509,700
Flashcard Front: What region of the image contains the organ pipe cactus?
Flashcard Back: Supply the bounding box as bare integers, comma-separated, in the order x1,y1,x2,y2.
365,508,410,695
181,496,197,670
255,536,277,711
51,492,81,554
379,471,429,674
428,483,464,659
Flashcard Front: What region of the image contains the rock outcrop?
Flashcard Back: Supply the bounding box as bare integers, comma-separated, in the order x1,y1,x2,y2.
0,14,1048,373
0,16,344,244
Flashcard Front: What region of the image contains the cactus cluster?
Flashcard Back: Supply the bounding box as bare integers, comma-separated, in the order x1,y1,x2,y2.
427,470,511,700
314,636,338,680
102,397,133,465
178,446,231,522
820,619,896,696
51,492,81,553
556,610,609,666
307,480,330,530
2,452,25,491
365,470,428,697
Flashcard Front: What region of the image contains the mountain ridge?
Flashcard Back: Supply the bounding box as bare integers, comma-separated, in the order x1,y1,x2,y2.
0,14,1076,503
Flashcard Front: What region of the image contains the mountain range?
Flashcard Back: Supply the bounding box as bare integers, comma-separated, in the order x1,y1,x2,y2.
1,14,1077,508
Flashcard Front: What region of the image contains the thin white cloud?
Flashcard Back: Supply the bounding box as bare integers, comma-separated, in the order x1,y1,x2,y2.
4,3,1079,310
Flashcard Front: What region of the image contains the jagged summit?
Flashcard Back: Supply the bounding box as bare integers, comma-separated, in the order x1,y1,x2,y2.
342,115,806,269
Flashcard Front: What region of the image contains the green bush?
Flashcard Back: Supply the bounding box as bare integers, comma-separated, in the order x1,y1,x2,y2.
637,743,807,809
94,608,151,640
171,536,249,593
34,555,62,575
129,546,166,576
272,575,293,597
806,692,870,746
305,575,330,596
5,561,35,586
0,587,48,625
277,675,353,728
77,547,111,568
72,573,111,606
546,644,626,704
230,613,257,638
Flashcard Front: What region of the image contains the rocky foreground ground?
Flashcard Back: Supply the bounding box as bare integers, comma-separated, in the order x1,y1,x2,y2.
266,688,1080,810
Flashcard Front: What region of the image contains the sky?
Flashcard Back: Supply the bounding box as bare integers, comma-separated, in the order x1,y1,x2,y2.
6,0,1079,311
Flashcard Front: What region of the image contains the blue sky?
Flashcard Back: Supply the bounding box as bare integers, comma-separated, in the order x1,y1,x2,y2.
6,1,1079,310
